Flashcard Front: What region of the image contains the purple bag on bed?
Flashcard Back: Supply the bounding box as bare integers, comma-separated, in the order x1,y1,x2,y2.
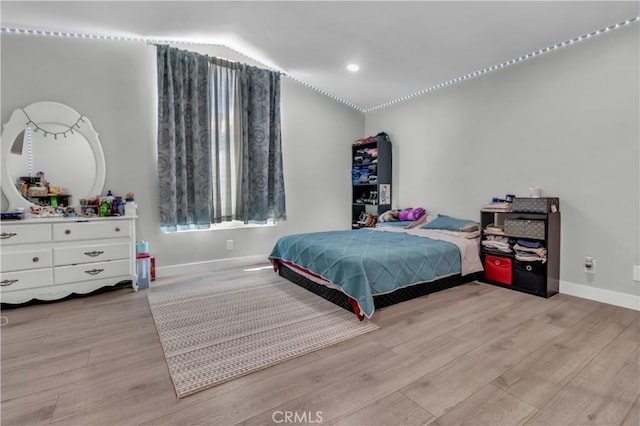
398,207,425,221
407,207,425,221
398,209,411,221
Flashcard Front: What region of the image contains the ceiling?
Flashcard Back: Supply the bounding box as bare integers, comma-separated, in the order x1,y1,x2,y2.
2,1,639,111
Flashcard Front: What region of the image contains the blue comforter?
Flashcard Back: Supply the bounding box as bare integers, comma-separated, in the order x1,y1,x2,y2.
269,229,461,318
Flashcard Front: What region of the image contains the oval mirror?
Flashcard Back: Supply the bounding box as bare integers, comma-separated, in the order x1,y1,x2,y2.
1,102,106,211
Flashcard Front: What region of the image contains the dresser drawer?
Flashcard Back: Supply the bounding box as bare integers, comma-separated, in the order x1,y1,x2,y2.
0,223,52,245
54,259,132,285
0,269,53,292
53,220,132,242
54,242,132,266
1,248,53,272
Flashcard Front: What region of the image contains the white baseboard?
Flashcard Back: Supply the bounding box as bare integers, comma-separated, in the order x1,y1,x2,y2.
156,254,271,278
560,280,640,311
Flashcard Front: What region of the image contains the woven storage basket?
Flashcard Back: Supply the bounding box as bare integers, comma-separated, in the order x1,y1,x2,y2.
512,197,559,213
504,219,545,239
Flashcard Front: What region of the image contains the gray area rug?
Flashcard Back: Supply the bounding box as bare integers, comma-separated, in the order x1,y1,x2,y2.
147,274,379,398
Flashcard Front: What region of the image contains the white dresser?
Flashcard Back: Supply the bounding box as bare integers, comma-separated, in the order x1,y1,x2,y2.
1,216,137,304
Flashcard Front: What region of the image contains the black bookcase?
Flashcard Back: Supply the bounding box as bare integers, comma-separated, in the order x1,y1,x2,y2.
480,207,560,298
351,134,392,228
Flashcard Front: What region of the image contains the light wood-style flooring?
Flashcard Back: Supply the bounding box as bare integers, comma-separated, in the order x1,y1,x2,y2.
1,265,638,426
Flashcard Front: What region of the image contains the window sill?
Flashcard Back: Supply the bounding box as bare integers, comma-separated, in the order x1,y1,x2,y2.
211,220,276,230
163,221,276,233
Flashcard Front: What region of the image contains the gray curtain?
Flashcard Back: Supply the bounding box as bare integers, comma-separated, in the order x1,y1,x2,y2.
157,45,212,232
238,64,286,224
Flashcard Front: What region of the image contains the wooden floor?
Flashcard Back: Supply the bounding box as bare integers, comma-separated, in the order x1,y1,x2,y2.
1,265,638,426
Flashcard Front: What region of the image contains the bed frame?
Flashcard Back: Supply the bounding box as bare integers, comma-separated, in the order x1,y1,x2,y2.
278,263,479,317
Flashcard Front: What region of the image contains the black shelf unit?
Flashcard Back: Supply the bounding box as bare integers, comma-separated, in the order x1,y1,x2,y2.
351,136,392,228
479,209,560,298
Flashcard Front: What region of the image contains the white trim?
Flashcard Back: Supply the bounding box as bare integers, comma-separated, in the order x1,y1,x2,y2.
560,280,640,311
156,254,270,278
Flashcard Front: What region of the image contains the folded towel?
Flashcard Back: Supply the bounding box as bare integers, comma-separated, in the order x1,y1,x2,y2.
482,240,512,253
481,202,513,212
485,235,510,243
514,244,547,257
517,239,542,249
515,253,546,263
484,224,505,235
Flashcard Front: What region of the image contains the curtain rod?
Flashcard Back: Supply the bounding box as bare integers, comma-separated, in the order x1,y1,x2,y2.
151,42,238,66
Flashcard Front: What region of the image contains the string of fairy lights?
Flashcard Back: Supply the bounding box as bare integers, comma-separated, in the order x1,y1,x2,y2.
22,108,85,140
25,125,33,177
1,14,638,113
363,15,639,112
20,108,85,176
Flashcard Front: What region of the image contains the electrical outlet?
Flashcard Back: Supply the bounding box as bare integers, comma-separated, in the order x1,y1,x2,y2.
584,257,596,274
226,240,234,251
633,265,640,282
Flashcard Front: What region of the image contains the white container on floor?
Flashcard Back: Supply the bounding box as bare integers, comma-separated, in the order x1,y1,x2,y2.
136,254,151,289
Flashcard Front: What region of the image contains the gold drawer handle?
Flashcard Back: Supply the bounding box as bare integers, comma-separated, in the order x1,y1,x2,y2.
84,250,104,257
84,268,105,276
494,260,501,266
1,279,18,286
1,232,17,239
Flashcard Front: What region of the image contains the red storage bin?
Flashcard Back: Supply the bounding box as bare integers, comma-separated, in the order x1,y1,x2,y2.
485,254,513,285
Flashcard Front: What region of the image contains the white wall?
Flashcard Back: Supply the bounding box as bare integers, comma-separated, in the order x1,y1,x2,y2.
1,35,363,271
3,25,638,301
365,24,640,298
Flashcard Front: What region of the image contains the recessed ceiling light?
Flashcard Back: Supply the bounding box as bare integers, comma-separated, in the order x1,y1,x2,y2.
347,64,360,72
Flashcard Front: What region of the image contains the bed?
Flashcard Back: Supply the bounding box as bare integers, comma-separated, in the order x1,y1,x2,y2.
269,222,484,319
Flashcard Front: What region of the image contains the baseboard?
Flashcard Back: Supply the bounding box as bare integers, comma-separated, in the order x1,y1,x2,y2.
156,254,271,278
560,280,640,311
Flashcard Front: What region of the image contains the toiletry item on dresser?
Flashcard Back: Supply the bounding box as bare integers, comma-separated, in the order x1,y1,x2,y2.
125,200,137,216
99,201,109,217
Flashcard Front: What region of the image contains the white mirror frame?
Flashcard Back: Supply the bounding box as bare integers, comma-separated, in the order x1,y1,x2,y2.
1,101,106,211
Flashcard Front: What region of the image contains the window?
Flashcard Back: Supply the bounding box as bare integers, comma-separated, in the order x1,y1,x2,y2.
210,61,240,224
156,45,286,232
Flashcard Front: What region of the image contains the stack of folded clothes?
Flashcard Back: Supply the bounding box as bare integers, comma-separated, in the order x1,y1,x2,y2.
483,223,505,235
481,235,512,253
514,239,547,263
481,202,513,212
